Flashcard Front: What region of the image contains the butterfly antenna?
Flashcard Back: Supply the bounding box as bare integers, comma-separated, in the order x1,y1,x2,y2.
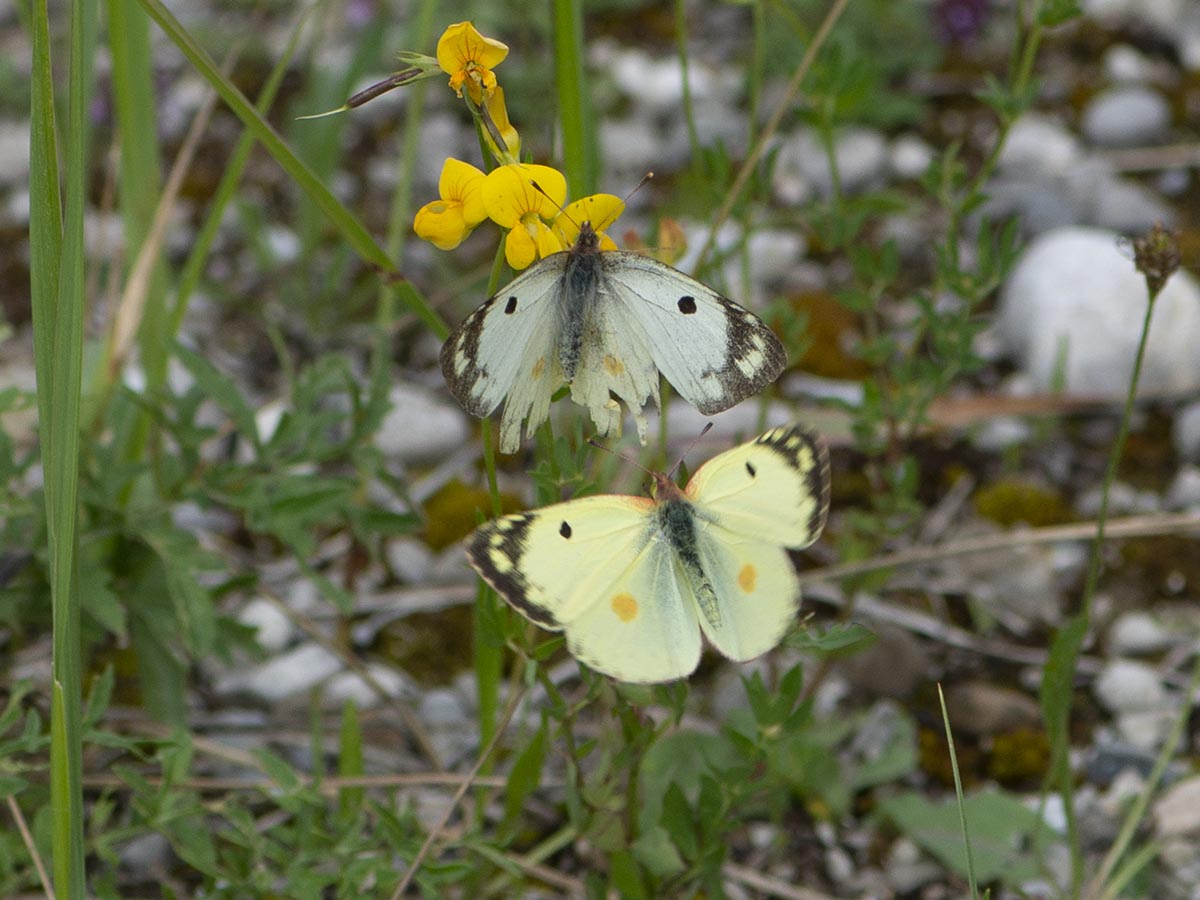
587,436,656,479
530,181,576,226
667,422,714,480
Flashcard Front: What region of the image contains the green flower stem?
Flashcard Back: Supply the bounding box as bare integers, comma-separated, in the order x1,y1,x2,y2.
1058,290,1159,898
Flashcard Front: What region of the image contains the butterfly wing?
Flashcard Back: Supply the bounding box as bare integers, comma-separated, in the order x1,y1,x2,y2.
682,425,831,661
601,252,787,414
440,257,569,451
465,495,703,682
685,425,830,546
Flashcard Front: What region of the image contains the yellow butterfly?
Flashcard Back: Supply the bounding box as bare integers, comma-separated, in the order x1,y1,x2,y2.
465,425,831,683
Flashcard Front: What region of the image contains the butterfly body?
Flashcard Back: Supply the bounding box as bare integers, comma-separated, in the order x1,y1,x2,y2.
441,222,788,453
465,425,831,682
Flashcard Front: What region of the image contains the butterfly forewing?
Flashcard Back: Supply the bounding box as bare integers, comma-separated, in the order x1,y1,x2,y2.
439,259,567,419
685,425,830,547
602,252,788,414
465,494,706,683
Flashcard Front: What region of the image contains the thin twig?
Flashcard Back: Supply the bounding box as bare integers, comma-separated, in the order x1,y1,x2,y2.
78,772,510,794
723,862,837,900
695,0,851,270
390,677,529,899
796,511,1200,589
104,41,234,381
6,795,54,900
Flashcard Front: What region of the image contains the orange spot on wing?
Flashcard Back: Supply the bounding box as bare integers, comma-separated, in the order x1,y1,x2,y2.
738,564,757,592
531,357,546,379
603,355,625,376
611,592,639,622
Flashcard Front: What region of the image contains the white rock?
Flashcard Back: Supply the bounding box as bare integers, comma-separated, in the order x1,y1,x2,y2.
888,134,934,179
323,664,411,709
1094,659,1167,713
599,116,663,182
1103,44,1155,83
1086,174,1177,234
1116,708,1177,750
217,642,341,703
1109,611,1175,655
238,598,295,653
1174,402,1200,460
774,127,887,199
1166,466,1200,509
1080,86,1170,148
263,225,301,264
377,383,471,463
1154,776,1200,837
999,114,1081,177
0,121,32,187
386,537,434,584
420,687,470,728
996,227,1200,396
607,50,732,114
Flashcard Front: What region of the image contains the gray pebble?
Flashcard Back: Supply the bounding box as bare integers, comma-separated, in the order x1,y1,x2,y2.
1081,85,1170,148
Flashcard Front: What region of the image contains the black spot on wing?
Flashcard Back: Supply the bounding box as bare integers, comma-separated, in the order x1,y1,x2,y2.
559,521,572,539
465,514,560,628
504,296,518,314
690,297,787,414
678,296,697,314
745,461,757,478
439,299,497,417
755,425,832,542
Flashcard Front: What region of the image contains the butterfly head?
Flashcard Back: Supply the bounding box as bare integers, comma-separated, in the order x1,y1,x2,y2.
649,470,687,504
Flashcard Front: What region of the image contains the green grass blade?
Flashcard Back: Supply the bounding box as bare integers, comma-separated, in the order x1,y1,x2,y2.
107,0,169,387
551,0,595,197
31,0,94,896
133,0,447,337
937,684,980,900
169,7,310,337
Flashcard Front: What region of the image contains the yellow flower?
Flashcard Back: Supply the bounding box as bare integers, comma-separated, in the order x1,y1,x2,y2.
413,158,488,250
482,164,567,270
481,86,520,163
554,194,625,251
436,21,509,104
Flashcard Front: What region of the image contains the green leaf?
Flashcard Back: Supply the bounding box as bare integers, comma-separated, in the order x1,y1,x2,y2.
173,341,262,454
877,789,1054,883
1041,615,1088,784
637,731,739,835
786,621,876,654
503,720,548,829
607,848,648,900
631,825,685,879
660,784,698,862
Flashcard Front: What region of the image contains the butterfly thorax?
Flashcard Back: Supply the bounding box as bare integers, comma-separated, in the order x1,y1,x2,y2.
557,223,603,380
653,478,723,628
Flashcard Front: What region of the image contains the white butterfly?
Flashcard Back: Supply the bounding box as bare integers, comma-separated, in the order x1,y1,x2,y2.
440,215,787,454
464,425,830,683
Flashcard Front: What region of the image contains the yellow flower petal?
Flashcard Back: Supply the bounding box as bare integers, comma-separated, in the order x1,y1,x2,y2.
504,225,537,270
482,86,520,161
482,164,567,229
555,193,625,247
438,158,487,226
436,22,508,100
413,199,472,250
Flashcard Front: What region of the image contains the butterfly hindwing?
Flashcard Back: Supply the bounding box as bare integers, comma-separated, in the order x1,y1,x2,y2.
601,252,787,414
690,534,800,662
